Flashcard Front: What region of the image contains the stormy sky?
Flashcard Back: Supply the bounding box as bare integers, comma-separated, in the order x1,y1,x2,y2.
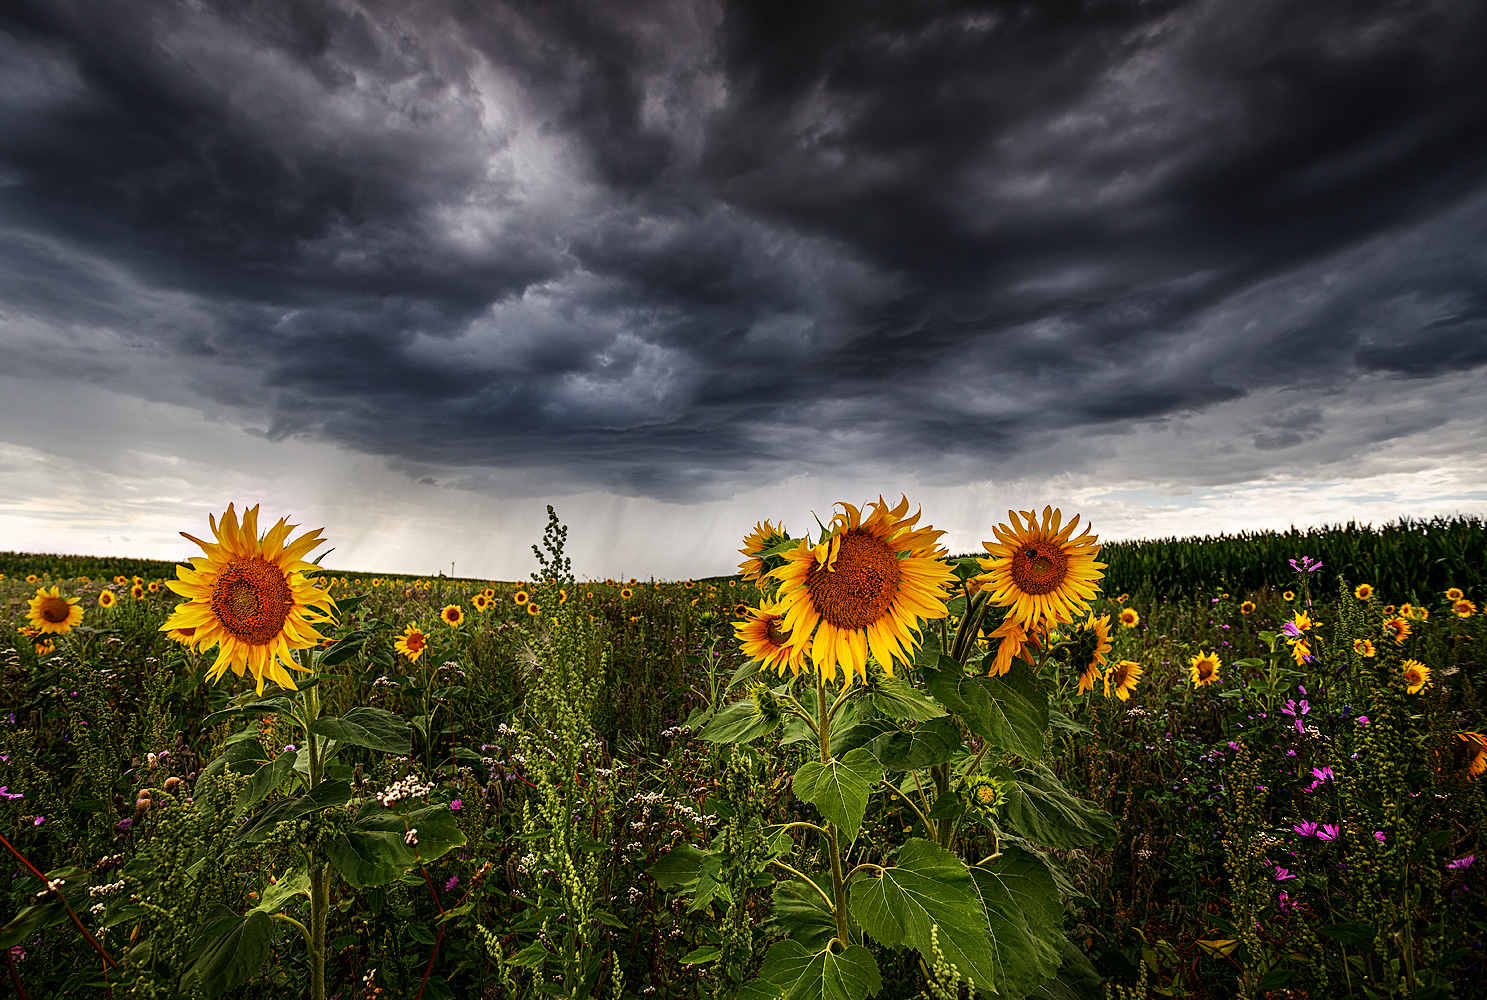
2,0,1486,578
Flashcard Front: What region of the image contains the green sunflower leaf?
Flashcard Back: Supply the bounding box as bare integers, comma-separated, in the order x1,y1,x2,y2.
922,655,1047,759
970,846,1065,997
758,940,883,1000
991,762,1116,850
792,748,883,842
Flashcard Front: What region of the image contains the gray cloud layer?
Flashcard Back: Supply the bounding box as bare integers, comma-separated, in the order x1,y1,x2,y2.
3,0,1486,500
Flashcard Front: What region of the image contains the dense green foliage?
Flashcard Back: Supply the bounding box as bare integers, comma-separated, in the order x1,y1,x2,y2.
1098,515,1487,600
1,516,1484,999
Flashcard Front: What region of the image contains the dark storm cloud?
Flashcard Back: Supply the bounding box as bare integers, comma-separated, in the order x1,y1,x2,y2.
2,0,1486,498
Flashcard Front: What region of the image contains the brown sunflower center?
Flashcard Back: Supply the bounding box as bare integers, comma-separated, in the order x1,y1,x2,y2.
1198,662,1215,680
37,596,71,623
1109,663,1130,686
211,556,293,646
406,632,426,651
1010,540,1069,596
764,616,791,647
805,529,902,631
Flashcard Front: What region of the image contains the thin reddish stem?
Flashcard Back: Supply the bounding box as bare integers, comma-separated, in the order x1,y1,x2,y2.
414,922,446,1000
7,950,31,1000
0,832,118,970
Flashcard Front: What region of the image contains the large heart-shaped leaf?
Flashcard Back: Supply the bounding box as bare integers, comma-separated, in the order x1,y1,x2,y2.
181,910,274,998
870,716,962,773
234,751,296,819
992,763,1116,850
923,656,1047,760
869,676,947,722
971,846,1064,997
849,838,996,993
759,940,883,1000
235,779,352,843
770,875,854,952
792,748,883,842
325,799,466,887
308,707,411,755
1027,938,1103,1000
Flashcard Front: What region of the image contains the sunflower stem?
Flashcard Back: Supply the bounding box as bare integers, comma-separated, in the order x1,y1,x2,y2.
818,674,852,945
298,671,329,1000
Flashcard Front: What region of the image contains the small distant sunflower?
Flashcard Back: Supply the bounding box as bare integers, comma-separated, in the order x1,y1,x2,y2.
1458,732,1487,779
159,504,336,695
684,580,695,589
1445,587,1464,602
98,589,117,609
735,603,805,677
132,575,143,585
1189,651,1221,688
728,580,737,588
977,507,1105,629
482,587,495,599
558,589,569,605
772,495,956,687
1115,593,1130,604
440,605,465,627
1353,639,1376,658
113,575,128,586
147,581,160,593
526,602,541,616
472,593,491,612
1383,616,1412,645
394,624,427,662
1282,591,1295,602
25,574,39,583
1401,660,1432,695
738,520,790,581
27,586,83,635
1455,599,1477,618
734,603,750,618
604,578,616,587
1072,613,1112,675
1105,659,1143,701
586,591,594,599
513,591,529,605
1383,604,1397,615
1119,608,1140,629
131,584,145,600
621,588,634,599
1239,601,1255,615
1355,584,1374,600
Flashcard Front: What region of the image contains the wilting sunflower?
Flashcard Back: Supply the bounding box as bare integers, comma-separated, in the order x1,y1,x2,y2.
1384,616,1412,645
33,638,56,657
772,496,956,687
1076,659,1102,696
440,605,465,627
1458,732,1487,779
1119,608,1140,628
160,504,336,695
1239,601,1255,615
1283,591,1295,602
1355,584,1374,600
1105,659,1143,701
1189,651,1221,688
1401,660,1432,695
738,520,790,581
1403,604,1429,622
513,590,529,605
977,507,1105,630
394,624,427,662
1353,639,1376,658
1455,599,1477,618
986,615,1033,677
27,586,83,635
1445,587,1464,602
1290,637,1312,667
735,603,805,676
472,593,490,612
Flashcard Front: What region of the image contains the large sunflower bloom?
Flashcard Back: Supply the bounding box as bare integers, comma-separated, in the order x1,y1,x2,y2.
1383,616,1411,645
738,520,789,581
977,507,1105,629
160,504,336,695
771,496,955,687
1189,651,1221,687
1401,660,1432,695
1105,659,1143,701
26,586,83,635
735,603,805,677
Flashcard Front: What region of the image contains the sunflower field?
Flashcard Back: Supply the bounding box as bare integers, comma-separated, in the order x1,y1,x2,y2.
0,503,1483,1000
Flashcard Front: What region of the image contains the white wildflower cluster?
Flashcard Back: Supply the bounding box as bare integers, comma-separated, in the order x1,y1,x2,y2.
35,877,65,899
627,886,644,904
372,675,399,689
89,903,105,915
404,828,418,846
89,880,125,897
376,775,434,808
516,852,538,875
660,725,690,739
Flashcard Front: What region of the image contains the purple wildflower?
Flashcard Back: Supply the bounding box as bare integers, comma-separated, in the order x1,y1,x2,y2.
32,816,45,826
445,875,459,891
1293,822,1318,837
449,799,462,812
1317,824,1339,842
1374,831,1387,845
1447,856,1475,871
